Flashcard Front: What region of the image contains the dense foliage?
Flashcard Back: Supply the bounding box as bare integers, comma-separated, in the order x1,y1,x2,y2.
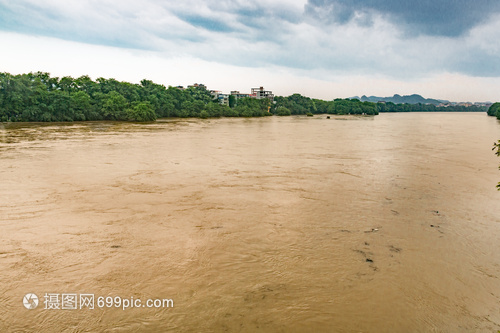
377,102,486,113
272,94,379,115
487,102,500,119
0,72,271,122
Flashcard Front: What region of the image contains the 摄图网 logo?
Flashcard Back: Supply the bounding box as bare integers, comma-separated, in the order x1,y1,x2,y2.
23,293,39,309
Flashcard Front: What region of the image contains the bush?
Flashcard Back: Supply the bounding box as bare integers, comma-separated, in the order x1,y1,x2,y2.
126,102,156,122
276,106,291,116
487,102,500,117
223,108,239,117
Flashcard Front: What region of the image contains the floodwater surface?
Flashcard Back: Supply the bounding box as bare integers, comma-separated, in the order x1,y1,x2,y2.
0,113,499,332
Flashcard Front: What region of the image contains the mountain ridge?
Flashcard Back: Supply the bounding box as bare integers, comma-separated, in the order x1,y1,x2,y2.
350,94,448,105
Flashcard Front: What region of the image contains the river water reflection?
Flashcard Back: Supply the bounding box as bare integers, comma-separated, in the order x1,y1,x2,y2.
1,113,499,332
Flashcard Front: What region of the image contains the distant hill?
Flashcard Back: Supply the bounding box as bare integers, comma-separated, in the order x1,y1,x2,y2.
350,94,448,105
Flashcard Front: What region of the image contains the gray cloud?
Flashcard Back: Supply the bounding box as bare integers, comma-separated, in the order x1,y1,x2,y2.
176,14,235,33
305,0,500,36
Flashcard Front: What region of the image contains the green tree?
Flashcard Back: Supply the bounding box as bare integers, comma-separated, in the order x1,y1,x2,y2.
223,107,239,117
276,106,291,116
58,76,76,93
205,102,223,117
185,85,213,103
98,91,128,120
71,91,92,121
487,103,500,117
199,110,209,119
51,90,73,121
75,75,98,96
228,95,236,108
126,102,156,122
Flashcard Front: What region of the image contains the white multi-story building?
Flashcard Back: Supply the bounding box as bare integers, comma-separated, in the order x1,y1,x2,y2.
250,87,274,102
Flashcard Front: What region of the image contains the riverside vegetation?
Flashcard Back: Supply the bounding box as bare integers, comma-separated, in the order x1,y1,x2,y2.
0,72,492,123
0,72,377,122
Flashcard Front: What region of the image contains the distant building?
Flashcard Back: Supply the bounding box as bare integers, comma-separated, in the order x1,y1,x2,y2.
219,94,229,106
210,86,274,106
231,91,251,99
210,90,229,106
210,90,221,99
250,87,274,102
188,83,207,89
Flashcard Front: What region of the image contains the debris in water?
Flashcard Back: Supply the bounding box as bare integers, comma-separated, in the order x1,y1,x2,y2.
389,245,402,253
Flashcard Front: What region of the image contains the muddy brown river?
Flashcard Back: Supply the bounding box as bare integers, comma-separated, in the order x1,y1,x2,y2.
1,113,499,332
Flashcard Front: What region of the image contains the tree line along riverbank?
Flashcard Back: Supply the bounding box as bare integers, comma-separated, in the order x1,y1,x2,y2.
0,72,490,122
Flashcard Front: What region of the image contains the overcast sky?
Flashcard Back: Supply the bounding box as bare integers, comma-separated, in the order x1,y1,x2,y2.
1,0,500,102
